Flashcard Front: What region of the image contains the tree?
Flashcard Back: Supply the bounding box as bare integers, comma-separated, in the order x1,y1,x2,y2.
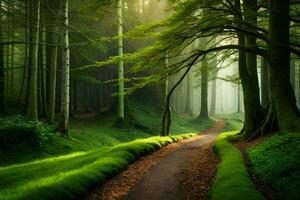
234,0,265,138
261,0,300,133
185,70,193,115
60,0,70,136
0,0,6,114
210,70,217,115
117,0,125,125
48,2,58,124
27,0,40,121
198,57,209,120
260,56,269,108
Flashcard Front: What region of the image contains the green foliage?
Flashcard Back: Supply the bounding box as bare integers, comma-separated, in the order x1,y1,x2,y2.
248,133,300,199
210,131,264,200
0,133,195,200
0,115,56,148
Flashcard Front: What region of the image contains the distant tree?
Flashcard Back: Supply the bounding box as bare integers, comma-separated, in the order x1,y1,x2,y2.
60,0,70,136
198,57,209,120
0,0,6,114
48,1,59,124
27,0,40,121
260,56,269,108
117,0,125,125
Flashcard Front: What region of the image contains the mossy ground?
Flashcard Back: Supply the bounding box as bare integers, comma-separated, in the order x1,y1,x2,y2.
210,131,264,200
0,134,195,200
248,133,300,199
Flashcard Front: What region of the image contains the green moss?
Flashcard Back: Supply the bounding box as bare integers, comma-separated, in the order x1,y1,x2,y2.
0,133,195,200
210,131,264,200
248,133,300,199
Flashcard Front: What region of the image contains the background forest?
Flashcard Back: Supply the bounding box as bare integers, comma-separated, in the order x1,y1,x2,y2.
0,0,299,200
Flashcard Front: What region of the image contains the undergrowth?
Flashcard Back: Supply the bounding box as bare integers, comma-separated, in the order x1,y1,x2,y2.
248,133,300,200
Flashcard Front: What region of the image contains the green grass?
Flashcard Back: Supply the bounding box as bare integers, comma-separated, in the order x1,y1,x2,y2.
0,100,214,166
248,133,300,200
0,133,195,200
215,113,244,131
210,131,264,200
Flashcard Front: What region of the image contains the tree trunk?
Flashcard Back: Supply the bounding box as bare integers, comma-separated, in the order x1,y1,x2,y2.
210,71,217,115
0,0,6,114
27,0,40,121
260,56,269,108
48,14,58,124
234,0,265,138
60,0,70,136
185,70,193,115
116,0,125,125
265,0,300,132
161,67,192,136
237,83,242,113
198,58,209,120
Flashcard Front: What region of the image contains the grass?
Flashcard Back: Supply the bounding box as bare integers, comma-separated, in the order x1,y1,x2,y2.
0,100,214,166
214,113,244,131
248,133,300,200
0,133,195,200
0,99,217,199
210,131,264,200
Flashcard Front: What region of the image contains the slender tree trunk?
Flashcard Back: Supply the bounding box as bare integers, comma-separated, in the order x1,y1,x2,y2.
198,58,209,120
210,71,217,115
237,83,242,113
185,70,193,115
27,0,40,121
117,0,125,124
0,0,6,114
161,67,192,136
48,16,58,124
60,0,70,136
260,56,269,108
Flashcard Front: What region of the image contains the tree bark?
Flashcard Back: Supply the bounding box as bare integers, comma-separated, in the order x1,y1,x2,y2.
60,0,70,136
27,0,40,121
117,0,125,124
0,0,6,114
185,70,193,115
265,0,300,132
234,0,265,138
260,56,269,108
198,58,209,120
210,71,217,115
48,10,58,124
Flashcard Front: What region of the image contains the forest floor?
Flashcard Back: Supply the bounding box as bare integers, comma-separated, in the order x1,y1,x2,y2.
87,120,226,200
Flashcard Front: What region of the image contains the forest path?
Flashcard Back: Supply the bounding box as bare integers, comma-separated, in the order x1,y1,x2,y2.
87,120,226,200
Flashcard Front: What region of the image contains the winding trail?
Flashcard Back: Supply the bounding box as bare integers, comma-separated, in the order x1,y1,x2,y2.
87,120,225,200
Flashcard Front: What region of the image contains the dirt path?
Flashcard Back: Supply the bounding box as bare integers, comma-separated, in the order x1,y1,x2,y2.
87,120,225,200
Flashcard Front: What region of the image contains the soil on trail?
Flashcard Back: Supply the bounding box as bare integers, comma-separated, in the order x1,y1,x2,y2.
87,120,225,200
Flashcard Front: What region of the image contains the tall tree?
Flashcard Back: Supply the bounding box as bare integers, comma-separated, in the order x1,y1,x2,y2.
48,4,58,124
198,57,209,120
117,0,125,124
210,71,217,115
0,0,5,114
185,70,193,115
27,0,41,121
262,0,300,132
60,0,70,136
234,0,265,138
260,56,269,108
